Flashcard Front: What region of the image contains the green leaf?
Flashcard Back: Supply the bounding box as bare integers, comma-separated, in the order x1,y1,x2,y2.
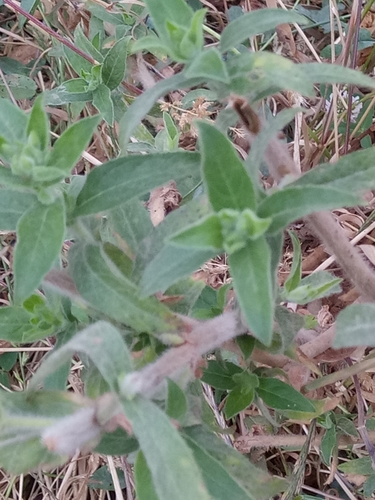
119,72,204,151
257,185,361,234
334,303,375,348
185,48,229,83
0,306,46,342
226,52,314,98
74,24,103,63
224,386,254,419
183,426,286,500
228,238,273,345
101,37,128,90
88,465,125,491
63,44,93,76
275,306,304,351
44,79,93,106
108,198,153,256
246,108,303,176
0,390,82,474
201,360,243,390
220,8,308,52
26,94,49,150
170,213,223,251
46,115,100,175
363,475,375,497
219,208,272,253
257,378,315,412
69,243,183,334
298,62,375,89
338,456,373,475
0,189,36,230
94,427,139,455
135,451,159,500
166,379,188,421
198,121,257,211
14,198,66,304
291,147,375,193
0,98,28,141
236,335,255,360
283,271,342,304
321,425,336,466
121,397,211,500
74,151,201,216
284,231,302,293
141,245,215,296
92,84,114,125
30,321,132,391
0,74,36,100
142,0,194,42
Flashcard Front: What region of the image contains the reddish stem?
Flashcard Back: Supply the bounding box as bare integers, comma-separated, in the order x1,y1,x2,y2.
3,0,97,64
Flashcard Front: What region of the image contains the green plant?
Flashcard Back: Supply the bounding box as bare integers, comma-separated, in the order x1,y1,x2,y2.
2,0,375,498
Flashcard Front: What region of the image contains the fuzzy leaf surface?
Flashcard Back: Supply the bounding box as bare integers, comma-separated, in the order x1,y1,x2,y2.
0,189,36,230
14,198,66,303
183,426,286,499
228,238,273,345
257,185,360,233
69,243,183,334
220,8,308,52
198,121,256,211
121,397,211,500
30,321,132,391
74,152,201,216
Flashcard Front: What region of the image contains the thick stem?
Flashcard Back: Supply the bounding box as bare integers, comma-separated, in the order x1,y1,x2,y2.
307,211,375,302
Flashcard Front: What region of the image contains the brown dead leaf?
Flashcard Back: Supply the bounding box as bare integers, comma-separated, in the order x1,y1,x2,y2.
266,0,296,56
147,181,181,226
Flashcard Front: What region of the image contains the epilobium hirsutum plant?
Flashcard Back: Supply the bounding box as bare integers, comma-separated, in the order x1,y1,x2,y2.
2,0,375,497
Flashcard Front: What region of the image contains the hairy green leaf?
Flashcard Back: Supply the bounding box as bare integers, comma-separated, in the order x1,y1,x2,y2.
198,121,257,211
26,94,49,150
30,321,132,391
283,271,342,304
101,37,128,90
141,245,215,297
299,62,375,89
135,451,159,500
166,379,188,421
14,198,66,303
92,84,114,125
186,48,230,83
121,397,211,500
170,213,224,251
119,73,204,150
228,238,273,345
334,303,375,347
0,98,28,142
69,243,183,334
46,115,100,175
0,307,47,343
220,8,308,52
258,185,360,233
108,198,153,256
291,147,375,193
183,426,286,499
0,189,37,230
74,152,201,216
